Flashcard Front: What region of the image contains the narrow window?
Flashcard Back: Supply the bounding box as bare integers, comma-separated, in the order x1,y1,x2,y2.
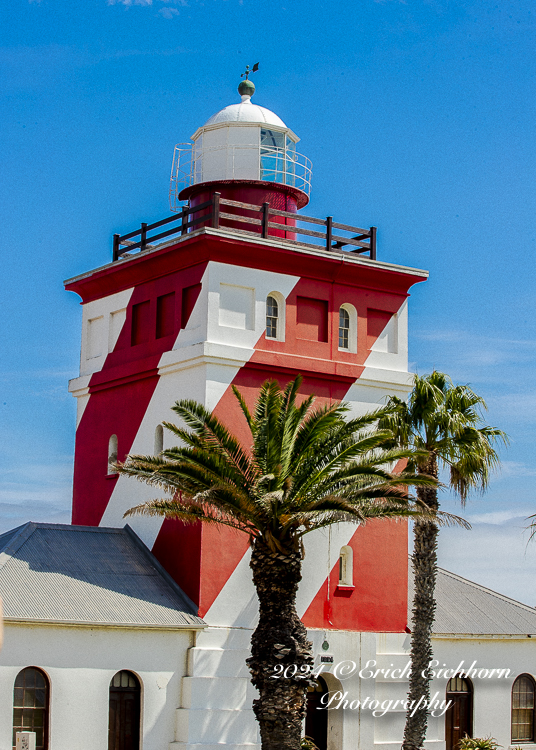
338,546,353,586
109,671,141,750
338,304,358,353
154,425,164,455
108,435,118,475
512,675,536,742
266,295,278,339
339,307,350,349
13,667,49,750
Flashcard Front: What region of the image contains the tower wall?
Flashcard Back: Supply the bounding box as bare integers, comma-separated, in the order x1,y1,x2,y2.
66,229,427,631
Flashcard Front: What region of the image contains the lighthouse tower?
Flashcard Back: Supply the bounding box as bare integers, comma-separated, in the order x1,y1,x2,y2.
65,76,428,748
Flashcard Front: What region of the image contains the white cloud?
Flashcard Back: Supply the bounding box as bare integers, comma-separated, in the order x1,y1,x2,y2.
159,5,179,16
464,510,530,526
413,329,536,370
107,0,187,8
495,460,536,480
107,0,153,5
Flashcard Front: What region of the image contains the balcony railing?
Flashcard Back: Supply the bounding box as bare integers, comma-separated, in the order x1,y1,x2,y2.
112,193,377,262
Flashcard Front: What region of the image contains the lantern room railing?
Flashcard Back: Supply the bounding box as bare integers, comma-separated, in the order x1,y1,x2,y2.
170,143,313,211
112,192,377,262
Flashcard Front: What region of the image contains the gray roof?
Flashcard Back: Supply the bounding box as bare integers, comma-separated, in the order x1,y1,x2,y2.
0,523,205,629
409,561,536,636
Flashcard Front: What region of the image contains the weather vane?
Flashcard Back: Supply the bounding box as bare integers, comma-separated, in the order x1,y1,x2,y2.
241,63,259,81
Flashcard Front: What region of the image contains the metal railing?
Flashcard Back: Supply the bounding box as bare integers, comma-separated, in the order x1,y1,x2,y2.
169,143,313,211
113,193,377,262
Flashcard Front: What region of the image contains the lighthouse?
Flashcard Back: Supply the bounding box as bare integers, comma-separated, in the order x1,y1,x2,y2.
65,73,428,746
66,73,427,621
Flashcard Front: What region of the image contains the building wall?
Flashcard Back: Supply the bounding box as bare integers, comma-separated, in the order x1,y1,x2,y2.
432,636,536,750
2,621,533,750
0,622,193,750
170,626,536,750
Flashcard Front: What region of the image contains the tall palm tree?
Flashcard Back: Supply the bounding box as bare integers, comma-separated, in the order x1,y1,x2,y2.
378,371,507,750
118,377,438,750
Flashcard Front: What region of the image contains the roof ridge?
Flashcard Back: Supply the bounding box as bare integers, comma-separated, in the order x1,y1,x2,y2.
0,522,37,568
15,522,125,534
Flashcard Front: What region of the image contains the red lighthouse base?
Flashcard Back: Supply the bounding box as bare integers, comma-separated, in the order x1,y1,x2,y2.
179,180,308,240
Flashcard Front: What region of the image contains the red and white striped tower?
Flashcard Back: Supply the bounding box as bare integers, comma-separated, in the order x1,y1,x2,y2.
66,74,427,638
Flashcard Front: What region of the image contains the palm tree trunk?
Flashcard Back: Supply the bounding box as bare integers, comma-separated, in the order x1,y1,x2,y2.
247,538,314,750
402,455,439,750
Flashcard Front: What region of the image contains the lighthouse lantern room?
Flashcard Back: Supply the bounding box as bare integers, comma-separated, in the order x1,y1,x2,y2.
170,72,312,214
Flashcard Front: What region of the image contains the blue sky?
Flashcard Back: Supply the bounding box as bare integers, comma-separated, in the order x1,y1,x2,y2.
1,0,535,602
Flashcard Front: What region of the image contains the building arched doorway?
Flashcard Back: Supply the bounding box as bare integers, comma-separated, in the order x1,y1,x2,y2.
445,676,473,750
108,670,141,750
305,676,328,750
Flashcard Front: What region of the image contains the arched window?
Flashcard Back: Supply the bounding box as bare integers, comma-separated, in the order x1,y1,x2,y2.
266,295,279,339
445,676,473,750
339,307,350,349
338,304,357,353
265,292,286,341
13,667,49,750
108,434,118,475
154,425,164,455
109,671,141,750
338,545,353,586
512,674,536,742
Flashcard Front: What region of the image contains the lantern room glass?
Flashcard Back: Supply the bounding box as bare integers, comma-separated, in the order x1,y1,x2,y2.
260,129,297,188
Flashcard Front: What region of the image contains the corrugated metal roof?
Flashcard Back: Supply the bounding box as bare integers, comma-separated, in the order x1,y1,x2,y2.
0,523,205,629
408,560,536,636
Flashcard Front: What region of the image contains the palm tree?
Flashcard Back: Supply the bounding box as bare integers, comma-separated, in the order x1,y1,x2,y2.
118,376,437,750
378,371,507,750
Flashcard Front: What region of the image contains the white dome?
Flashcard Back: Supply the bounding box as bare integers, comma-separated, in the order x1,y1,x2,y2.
203,97,286,128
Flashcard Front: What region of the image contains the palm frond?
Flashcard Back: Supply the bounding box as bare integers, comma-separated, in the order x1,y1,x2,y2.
118,375,476,549
124,497,258,535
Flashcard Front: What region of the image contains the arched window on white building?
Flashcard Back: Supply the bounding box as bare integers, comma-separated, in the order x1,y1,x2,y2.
266,293,285,341
512,674,536,743
108,434,118,475
338,304,357,353
154,425,164,455
338,545,353,587
13,667,50,750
